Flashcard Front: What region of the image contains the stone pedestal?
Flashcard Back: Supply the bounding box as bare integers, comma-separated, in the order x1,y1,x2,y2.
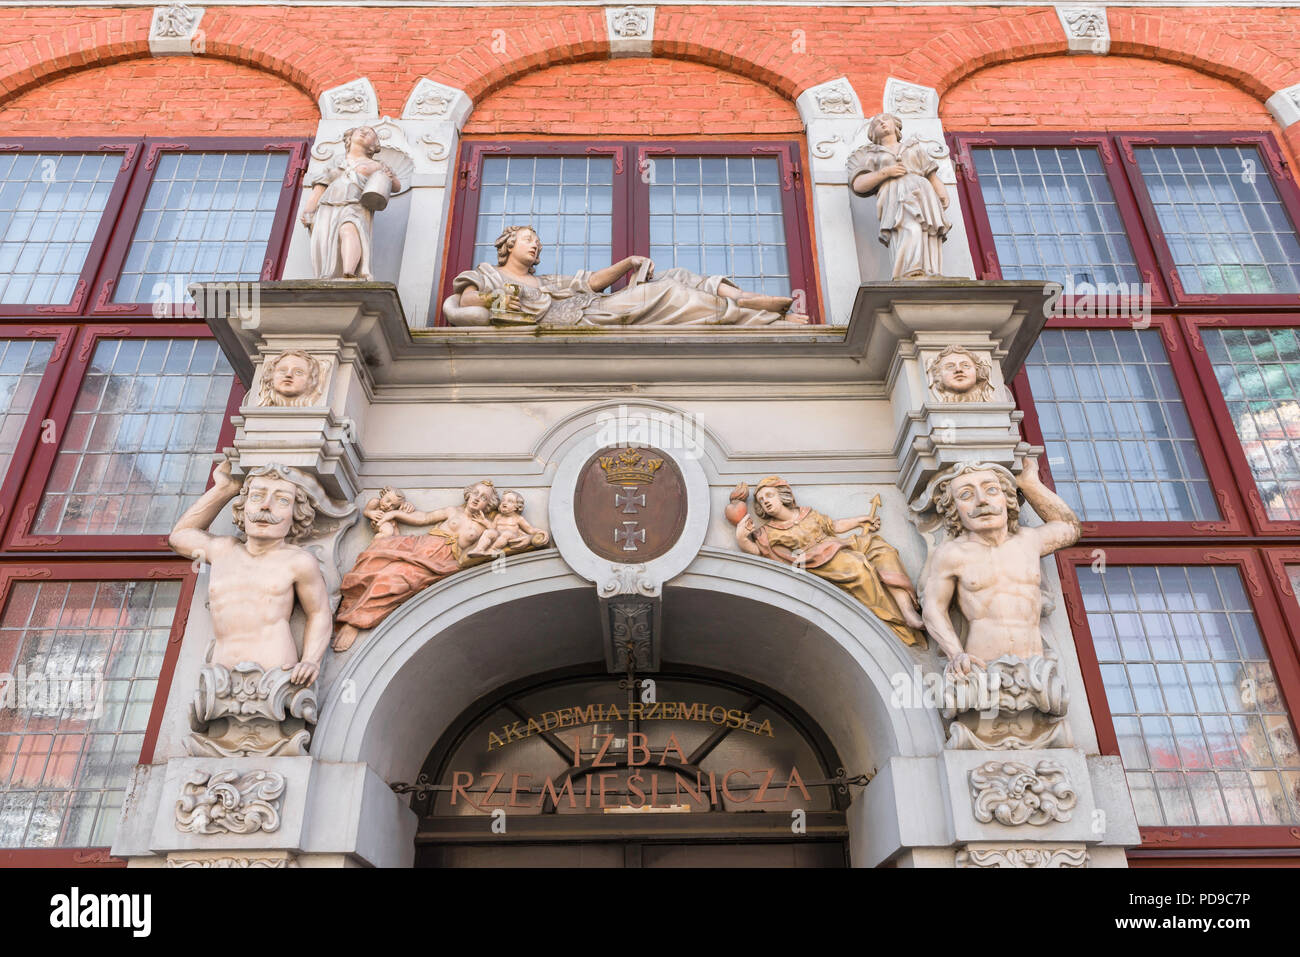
850,280,1055,504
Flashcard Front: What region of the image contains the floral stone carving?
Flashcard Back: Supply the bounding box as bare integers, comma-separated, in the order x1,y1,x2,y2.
956,845,1088,868
174,768,286,835
188,662,318,757
969,759,1077,826
917,459,1081,749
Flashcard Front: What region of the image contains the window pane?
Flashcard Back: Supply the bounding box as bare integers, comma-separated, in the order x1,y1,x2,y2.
1202,327,1300,520
472,156,614,278
0,339,54,485
1080,565,1300,827
649,156,793,296
972,147,1140,287
0,578,180,847
113,152,289,304
1025,328,1217,521
33,338,234,535
1137,146,1300,295
0,153,120,305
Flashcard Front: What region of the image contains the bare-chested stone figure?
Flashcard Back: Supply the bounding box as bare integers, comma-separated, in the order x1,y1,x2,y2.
169,460,349,756
922,458,1079,674
170,460,333,686
920,458,1080,750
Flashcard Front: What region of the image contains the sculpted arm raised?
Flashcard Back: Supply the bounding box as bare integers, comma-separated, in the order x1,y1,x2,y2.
168,460,240,560
1018,457,1081,556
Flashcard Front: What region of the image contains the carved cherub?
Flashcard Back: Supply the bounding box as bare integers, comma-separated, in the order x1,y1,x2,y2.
466,490,546,557
363,486,415,537
926,345,1012,403
258,349,325,408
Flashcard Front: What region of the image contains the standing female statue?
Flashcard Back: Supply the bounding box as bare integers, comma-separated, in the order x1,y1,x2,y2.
848,113,951,280
300,126,401,280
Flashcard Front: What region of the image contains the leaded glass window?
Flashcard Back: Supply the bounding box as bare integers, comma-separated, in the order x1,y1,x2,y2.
1025,328,1217,521
0,153,119,305
1137,145,1300,295
648,156,791,297
114,152,289,303
34,339,233,535
474,156,613,278
0,578,181,848
1081,565,1300,826
971,146,1140,287
1202,327,1300,521
0,339,54,486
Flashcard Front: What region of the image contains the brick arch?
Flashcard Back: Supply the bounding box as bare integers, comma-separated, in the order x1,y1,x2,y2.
896,9,1294,104
0,8,344,109
455,9,835,108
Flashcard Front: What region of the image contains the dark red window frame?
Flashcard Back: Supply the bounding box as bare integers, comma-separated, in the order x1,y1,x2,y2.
954,128,1300,858
1,324,242,553
0,136,308,320
438,138,819,325
950,129,1300,310
1058,546,1300,858
0,559,196,868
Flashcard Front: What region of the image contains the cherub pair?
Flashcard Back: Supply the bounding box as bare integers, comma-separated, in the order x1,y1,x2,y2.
364,486,542,556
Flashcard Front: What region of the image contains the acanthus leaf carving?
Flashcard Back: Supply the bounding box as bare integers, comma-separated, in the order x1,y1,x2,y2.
970,759,1078,826
174,768,285,835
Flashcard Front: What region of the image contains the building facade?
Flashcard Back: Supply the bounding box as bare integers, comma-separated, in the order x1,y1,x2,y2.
0,1,1298,868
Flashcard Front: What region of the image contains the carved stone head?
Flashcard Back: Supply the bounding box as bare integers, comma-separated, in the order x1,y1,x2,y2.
499,490,524,515
926,345,996,403
463,480,501,518
934,462,1020,539
232,467,319,543
342,126,381,159
258,349,325,407
867,113,903,145
494,225,540,274
752,476,797,520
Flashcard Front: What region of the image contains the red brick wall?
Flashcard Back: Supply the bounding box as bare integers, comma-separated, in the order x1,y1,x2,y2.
943,55,1275,131
0,56,316,136
463,58,800,136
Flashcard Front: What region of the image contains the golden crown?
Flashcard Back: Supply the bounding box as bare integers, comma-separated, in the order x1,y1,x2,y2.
598,448,664,485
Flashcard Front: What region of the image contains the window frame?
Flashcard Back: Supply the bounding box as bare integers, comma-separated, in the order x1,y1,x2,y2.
951,130,1300,309
1181,314,1300,536
1011,315,1252,539
0,137,308,320
0,559,195,866
439,138,819,324
2,324,242,553
1058,545,1300,854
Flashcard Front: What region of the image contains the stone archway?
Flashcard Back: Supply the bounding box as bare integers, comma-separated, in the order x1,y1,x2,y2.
312,546,946,866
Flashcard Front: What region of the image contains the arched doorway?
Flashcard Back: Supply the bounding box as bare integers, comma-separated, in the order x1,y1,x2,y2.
410,666,850,867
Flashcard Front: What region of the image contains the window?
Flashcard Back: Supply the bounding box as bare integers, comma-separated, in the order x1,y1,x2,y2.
955,129,1300,859
0,138,297,863
0,138,305,317
0,570,189,849
442,141,818,323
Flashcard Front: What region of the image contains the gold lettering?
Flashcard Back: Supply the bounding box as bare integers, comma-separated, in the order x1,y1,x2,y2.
726,708,744,729
556,707,574,728
756,718,774,738
486,731,505,751
540,711,558,732
525,718,542,737
572,705,597,725
629,702,644,721
679,703,701,722
607,704,622,721
708,706,727,725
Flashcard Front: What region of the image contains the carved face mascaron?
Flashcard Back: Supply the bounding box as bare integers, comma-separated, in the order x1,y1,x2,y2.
949,469,1009,534
937,352,978,394
272,354,313,399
